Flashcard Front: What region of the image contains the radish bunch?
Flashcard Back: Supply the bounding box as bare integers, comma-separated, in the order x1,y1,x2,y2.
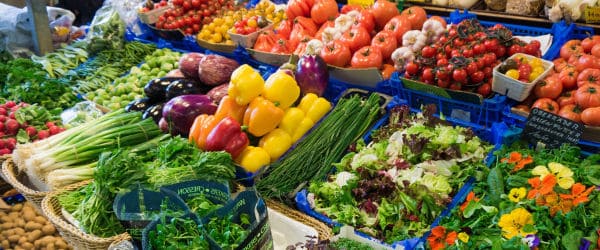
0,101,64,156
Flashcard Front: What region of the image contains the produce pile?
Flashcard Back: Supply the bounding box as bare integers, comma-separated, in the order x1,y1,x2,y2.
303,105,491,244
197,1,285,44
0,201,70,250
58,137,236,238
153,0,241,34
401,19,542,96
514,37,600,127
434,144,600,249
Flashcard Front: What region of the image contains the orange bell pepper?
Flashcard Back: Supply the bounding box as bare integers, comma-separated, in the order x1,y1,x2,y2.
214,96,248,123
188,114,219,150
243,97,285,137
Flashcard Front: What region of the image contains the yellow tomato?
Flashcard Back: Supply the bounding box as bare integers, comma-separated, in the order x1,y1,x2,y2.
211,33,223,43
247,18,258,28
529,58,543,68
506,69,520,80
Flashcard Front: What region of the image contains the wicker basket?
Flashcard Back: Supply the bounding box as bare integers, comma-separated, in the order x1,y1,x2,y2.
1,158,48,213
42,180,132,250
266,199,333,241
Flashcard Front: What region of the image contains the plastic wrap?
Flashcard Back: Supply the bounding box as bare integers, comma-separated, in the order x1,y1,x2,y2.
60,101,104,127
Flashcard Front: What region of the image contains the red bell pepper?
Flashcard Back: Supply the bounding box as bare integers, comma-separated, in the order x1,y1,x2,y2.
204,116,249,158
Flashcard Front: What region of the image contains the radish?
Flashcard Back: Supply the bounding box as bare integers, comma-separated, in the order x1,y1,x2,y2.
38,130,50,140
5,119,19,132
0,115,6,122
0,148,10,155
6,140,15,150
49,126,60,135
8,112,15,119
46,122,55,128
0,108,6,115
0,123,4,132
0,140,6,149
7,138,16,145
5,101,16,108
25,126,37,137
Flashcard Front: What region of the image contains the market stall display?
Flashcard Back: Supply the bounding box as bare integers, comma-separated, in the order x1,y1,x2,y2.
2,0,600,249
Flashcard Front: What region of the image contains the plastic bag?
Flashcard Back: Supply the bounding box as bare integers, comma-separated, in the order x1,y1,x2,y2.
60,101,104,127
103,0,147,36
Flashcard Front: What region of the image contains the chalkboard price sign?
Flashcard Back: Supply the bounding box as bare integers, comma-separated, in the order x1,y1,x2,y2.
522,108,584,148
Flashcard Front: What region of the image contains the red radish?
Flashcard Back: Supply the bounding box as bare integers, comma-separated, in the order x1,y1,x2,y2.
25,126,37,137
5,101,16,108
10,106,19,112
0,108,6,115
37,130,49,139
0,123,4,131
7,138,16,145
58,127,66,133
20,122,28,129
49,126,60,135
0,132,5,138
6,141,15,150
46,122,55,128
0,148,10,155
0,140,6,149
0,115,6,122
5,119,19,132
9,112,15,119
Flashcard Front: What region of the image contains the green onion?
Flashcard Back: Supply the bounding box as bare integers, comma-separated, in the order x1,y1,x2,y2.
256,93,382,199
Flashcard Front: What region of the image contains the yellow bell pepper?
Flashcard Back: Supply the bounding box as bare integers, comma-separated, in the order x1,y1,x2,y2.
236,146,271,172
243,97,284,137
297,93,332,122
262,71,300,109
259,129,292,161
228,64,265,105
214,96,248,123
279,108,315,142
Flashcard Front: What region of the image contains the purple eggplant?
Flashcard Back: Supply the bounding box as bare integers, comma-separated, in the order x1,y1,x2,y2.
142,103,164,123
295,54,329,96
125,97,153,113
162,95,217,136
144,77,188,102
165,79,209,100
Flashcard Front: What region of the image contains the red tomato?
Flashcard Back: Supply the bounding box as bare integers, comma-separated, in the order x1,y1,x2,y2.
553,58,568,72
560,43,583,60
293,16,318,36
452,68,467,83
534,75,563,99
254,31,277,52
421,46,436,58
575,84,600,108
437,79,449,88
381,64,395,79
574,54,598,72
466,62,478,76
591,44,600,58
558,90,576,107
558,104,583,123
484,39,500,52
275,20,293,40
577,68,600,87
341,4,362,14
354,9,376,33
310,0,338,24
471,71,485,83
523,43,539,56
532,98,560,114
382,15,411,42
518,64,532,81
400,6,427,30
473,43,486,55
422,67,434,82
477,83,492,96
405,62,419,75
371,0,399,29
351,46,383,69
436,69,449,80
340,26,371,53
581,107,600,126
289,29,312,53
449,83,462,90
371,31,397,60
320,41,351,67
286,0,305,20
559,66,579,90
508,44,524,56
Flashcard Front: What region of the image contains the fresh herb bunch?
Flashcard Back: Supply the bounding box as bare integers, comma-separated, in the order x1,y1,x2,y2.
435,144,600,249
0,58,77,112
185,193,224,217
148,216,208,250
307,104,491,243
204,213,251,249
57,182,92,214
74,150,148,237
146,137,236,188
287,237,373,250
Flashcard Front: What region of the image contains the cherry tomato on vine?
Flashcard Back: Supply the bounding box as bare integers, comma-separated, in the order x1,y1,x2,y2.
452,68,468,83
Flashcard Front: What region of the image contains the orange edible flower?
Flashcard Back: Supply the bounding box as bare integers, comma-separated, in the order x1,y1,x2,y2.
502,152,522,164
460,191,479,212
500,152,533,172
527,174,557,199
560,183,595,206
512,155,533,172
549,198,574,216
428,226,458,250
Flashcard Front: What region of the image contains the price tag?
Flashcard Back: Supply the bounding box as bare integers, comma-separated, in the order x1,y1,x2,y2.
522,108,584,149
348,0,375,7
585,6,600,23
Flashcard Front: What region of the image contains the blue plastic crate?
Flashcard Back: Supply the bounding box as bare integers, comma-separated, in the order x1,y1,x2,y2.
390,72,508,129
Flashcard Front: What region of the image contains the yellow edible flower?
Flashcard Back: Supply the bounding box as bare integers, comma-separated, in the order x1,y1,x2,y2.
508,187,527,203
532,162,574,189
498,208,536,239
458,232,469,243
